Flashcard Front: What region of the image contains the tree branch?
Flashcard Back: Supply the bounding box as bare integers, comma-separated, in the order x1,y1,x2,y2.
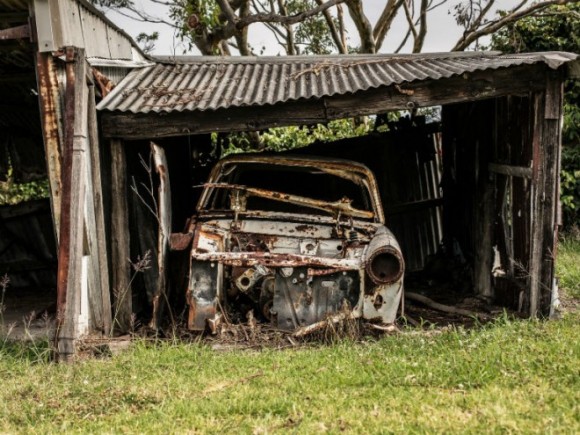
374,0,405,52
413,0,429,53
314,0,347,54
239,0,346,27
452,0,574,51
346,0,375,53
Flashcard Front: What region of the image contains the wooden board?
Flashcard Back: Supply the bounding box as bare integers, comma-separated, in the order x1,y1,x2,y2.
110,138,132,333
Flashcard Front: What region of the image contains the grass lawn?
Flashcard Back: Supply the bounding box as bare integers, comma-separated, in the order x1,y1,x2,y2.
1,240,579,434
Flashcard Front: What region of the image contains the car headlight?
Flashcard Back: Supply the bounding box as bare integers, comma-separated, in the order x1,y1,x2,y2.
366,246,404,285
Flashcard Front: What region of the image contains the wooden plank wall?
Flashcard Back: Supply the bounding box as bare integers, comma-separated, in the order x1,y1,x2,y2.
441,100,495,300
492,96,533,311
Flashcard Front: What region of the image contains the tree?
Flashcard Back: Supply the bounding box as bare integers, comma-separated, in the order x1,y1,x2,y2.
91,1,580,56
491,3,580,229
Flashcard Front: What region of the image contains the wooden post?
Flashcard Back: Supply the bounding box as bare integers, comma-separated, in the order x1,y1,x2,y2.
529,90,546,317
473,101,494,301
85,84,112,334
539,72,563,315
110,138,132,332
55,47,88,359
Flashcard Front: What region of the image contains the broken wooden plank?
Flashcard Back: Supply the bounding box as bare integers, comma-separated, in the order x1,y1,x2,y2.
149,142,172,330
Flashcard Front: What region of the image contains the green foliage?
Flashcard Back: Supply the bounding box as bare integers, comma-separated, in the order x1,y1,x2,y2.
219,119,373,156
287,0,338,54
261,119,372,151
0,171,49,206
136,31,159,54
491,4,580,229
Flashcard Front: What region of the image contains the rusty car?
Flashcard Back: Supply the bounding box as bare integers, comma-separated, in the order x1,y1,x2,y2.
179,154,405,331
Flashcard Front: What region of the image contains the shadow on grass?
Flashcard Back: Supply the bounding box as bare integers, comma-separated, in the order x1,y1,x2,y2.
0,339,53,364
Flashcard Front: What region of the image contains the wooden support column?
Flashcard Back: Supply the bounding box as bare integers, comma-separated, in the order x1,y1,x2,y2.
85,85,112,334
529,91,545,317
529,69,562,317
35,51,63,239
55,47,89,359
539,72,563,315
110,138,132,332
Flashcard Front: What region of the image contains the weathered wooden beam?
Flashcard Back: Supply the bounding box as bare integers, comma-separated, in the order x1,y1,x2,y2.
488,163,532,179
528,91,545,318
473,101,494,301
101,64,548,140
85,84,112,335
539,72,563,316
110,138,132,333
56,47,89,360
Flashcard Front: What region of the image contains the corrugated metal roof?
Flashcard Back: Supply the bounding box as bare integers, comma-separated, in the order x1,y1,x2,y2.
0,0,28,12
97,51,578,114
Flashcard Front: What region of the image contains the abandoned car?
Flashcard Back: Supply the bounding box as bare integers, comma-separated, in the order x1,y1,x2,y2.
180,154,405,331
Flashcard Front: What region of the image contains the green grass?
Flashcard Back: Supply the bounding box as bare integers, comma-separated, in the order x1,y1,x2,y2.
0,238,578,434
558,236,580,299
0,315,579,433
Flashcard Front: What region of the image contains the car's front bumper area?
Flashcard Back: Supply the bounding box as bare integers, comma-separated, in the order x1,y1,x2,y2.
186,254,403,331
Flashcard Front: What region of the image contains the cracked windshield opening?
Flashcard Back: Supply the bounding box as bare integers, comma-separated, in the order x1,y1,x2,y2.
204,162,373,217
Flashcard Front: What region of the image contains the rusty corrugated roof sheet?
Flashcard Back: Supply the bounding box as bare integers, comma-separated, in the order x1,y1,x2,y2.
97,51,577,114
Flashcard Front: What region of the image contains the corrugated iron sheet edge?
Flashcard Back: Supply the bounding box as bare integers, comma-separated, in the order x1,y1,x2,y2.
97,51,578,114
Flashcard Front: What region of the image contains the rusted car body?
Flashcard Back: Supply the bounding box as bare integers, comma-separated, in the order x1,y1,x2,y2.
180,154,405,331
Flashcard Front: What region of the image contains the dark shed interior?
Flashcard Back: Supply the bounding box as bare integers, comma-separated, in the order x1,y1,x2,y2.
96,51,576,329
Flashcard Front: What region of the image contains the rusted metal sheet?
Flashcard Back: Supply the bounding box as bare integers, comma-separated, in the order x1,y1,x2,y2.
97,52,577,115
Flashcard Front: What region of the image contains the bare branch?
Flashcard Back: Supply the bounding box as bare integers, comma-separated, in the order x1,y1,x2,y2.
240,0,346,27
336,3,348,52
374,0,405,52
452,0,575,51
402,1,419,43
346,0,376,53
413,0,429,53
314,0,347,54
276,0,296,55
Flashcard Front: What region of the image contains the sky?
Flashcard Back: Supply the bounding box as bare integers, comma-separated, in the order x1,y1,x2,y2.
101,1,525,56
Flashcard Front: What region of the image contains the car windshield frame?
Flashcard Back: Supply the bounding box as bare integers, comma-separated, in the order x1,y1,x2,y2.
197,156,385,224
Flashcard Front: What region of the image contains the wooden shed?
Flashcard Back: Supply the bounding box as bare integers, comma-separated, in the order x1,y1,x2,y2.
0,0,578,358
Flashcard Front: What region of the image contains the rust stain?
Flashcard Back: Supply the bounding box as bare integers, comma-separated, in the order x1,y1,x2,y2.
55,48,77,332
170,232,193,251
